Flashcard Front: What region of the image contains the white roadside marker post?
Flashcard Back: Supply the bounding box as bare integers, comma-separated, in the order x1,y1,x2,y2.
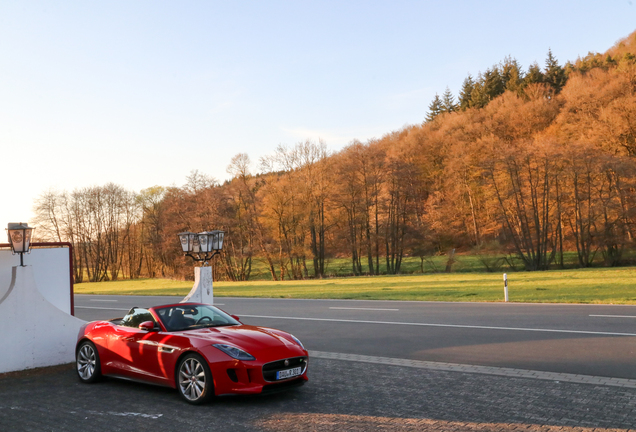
503,273,509,302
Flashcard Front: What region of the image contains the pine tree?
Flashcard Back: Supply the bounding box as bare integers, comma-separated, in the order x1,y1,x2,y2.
501,56,524,95
441,87,457,113
524,61,544,86
470,74,488,109
482,66,505,101
426,94,443,122
458,75,474,110
544,49,566,93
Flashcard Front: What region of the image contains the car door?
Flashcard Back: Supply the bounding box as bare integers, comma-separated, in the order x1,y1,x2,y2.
110,308,167,383
125,328,174,384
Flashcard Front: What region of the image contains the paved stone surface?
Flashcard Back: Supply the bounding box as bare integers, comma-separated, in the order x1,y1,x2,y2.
1,358,636,431
310,351,636,389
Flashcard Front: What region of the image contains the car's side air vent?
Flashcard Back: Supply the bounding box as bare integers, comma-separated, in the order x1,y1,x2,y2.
226,368,238,383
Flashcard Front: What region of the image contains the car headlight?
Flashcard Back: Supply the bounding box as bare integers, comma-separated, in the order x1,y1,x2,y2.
290,334,305,350
213,344,255,361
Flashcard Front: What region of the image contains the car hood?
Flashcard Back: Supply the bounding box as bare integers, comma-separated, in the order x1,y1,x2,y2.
177,325,297,353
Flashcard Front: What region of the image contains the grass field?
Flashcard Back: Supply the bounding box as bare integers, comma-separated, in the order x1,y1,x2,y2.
207,251,636,281
74,266,636,304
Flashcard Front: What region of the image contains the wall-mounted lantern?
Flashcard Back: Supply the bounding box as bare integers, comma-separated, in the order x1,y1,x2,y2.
7,222,34,266
177,230,224,265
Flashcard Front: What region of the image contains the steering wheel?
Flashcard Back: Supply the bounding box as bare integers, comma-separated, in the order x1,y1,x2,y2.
196,316,213,325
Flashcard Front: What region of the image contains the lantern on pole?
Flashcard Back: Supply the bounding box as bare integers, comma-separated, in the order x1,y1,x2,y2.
177,229,225,304
177,230,225,265
7,222,34,267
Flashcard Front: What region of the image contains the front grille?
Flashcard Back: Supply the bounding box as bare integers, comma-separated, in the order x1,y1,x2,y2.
262,356,307,382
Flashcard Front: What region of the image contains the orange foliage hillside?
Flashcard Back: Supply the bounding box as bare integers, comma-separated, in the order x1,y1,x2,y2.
33,30,636,280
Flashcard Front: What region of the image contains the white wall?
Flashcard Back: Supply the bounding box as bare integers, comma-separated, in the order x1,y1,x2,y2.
0,266,84,373
0,248,72,314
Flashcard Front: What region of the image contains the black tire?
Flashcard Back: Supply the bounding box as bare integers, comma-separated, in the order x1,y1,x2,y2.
176,353,213,404
76,340,102,383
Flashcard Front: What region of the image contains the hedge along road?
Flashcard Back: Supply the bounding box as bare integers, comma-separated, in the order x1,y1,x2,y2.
75,295,636,380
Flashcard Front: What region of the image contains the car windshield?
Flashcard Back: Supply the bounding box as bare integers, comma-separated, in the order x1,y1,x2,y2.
155,305,240,331
119,308,157,328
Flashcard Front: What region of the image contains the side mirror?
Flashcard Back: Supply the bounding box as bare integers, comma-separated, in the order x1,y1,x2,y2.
139,321,157,331
231,315,241,322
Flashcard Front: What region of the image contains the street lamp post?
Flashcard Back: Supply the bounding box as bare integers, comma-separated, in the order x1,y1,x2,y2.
7,223,34,267
177,230,225,304
177,230,225,265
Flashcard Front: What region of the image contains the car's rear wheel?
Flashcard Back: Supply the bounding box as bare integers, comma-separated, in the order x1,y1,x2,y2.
76,340,101,383
177,353,213,404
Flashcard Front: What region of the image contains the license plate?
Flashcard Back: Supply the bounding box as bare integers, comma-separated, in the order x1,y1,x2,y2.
276,366,302,380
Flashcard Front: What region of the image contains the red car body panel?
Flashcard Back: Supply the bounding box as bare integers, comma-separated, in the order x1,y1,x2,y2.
76,302,309,395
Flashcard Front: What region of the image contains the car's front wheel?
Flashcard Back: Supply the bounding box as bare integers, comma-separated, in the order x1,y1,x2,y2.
76,340,101,383
176,353,213,404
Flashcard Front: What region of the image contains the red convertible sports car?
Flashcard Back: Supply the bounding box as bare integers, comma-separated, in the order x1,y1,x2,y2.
75,302,308,404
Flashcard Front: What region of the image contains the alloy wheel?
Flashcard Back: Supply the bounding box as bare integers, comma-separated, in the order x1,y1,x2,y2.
179,357,206,401
77,343,96,380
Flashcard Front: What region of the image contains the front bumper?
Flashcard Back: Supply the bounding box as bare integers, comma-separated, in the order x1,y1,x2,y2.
213,355,309,396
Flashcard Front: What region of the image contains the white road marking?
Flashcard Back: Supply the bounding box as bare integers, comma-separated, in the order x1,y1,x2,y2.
0,406,165,419
238,314,636,337
329,307,399,311
86,410,163,419
90,299,118,302
77,305,224,311
590,314,636,319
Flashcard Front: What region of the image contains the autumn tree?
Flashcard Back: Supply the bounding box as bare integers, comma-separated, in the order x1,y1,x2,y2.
483,140,561,271
138,186,167,277
333,140,386,275
259,140,331,279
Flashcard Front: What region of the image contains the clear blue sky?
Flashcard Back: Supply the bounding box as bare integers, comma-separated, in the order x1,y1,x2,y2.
1,0,635,230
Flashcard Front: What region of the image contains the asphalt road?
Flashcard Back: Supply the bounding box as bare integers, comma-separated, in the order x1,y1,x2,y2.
74,295,636,379
2,295,636,431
